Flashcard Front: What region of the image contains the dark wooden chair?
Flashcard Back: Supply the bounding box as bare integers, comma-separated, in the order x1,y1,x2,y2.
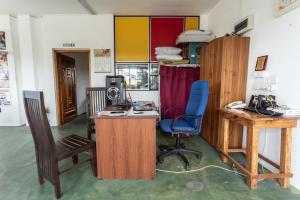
86,87,106,139
23,90,97,199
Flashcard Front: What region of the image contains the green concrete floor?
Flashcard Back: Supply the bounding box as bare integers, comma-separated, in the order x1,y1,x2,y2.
1,116,300,200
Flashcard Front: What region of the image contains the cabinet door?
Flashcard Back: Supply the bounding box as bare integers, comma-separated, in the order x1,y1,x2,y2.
185,17,199,30
151,17,184,61
200,37,250,148
115,17,149,62
200,38,223,147
219,37,250,148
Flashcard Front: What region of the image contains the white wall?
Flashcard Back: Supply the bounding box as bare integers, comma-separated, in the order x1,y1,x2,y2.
64,53,89,115
241,0,300,190
10,16,25,125
199,14,209,30
39,14,161,124
17,15,37,90
129,91,159,106
0,15,22,126
207,0,300,190
207,0,241,36
0,14,160,126
31,17,46,91
37,14,114,125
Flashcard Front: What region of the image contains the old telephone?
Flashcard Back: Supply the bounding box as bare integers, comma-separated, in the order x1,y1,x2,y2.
247,95,278,110
225,101,247,109
225,95,283,116
244,95,283,116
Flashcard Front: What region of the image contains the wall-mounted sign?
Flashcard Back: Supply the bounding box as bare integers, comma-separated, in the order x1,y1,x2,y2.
0,31,6,50
94,49,111,73
62,43,75,47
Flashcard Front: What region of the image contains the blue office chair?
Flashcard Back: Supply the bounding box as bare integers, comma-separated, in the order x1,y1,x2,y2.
158,80,209,170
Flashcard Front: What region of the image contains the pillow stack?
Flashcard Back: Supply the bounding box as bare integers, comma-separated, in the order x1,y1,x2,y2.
176,30,214,45
155,47,183,61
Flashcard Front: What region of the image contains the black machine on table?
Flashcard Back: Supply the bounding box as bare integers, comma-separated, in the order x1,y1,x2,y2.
243,95,283,116
105,76,131,110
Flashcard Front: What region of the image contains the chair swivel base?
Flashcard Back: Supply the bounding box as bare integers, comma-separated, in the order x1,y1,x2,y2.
157,143,202,171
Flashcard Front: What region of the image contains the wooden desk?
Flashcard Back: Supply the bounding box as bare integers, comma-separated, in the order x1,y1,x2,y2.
92,113,158,180
218,108,298,189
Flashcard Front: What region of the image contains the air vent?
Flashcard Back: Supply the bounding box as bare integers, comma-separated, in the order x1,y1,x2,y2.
234,15,254,35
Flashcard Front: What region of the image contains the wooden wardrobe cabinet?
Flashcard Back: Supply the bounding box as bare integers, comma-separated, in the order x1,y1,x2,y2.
199,36,250,148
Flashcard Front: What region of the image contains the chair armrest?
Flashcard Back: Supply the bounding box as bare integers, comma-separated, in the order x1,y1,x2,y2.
170,115,203,133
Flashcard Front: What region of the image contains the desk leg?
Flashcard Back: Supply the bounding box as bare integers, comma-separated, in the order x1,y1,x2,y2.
220,117,230,163
279,128,292,188
246,126,259,189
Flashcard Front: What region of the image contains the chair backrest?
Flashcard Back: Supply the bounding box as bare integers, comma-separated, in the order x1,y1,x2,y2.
184,80,209,131
23,91,55,154
86,87,107,117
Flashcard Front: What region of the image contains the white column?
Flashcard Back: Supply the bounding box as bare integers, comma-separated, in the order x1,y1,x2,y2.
17,15,37,90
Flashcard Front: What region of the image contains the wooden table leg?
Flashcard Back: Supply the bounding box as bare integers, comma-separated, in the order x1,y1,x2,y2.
220,117,230,163
279,128,292,188
246,126,259,189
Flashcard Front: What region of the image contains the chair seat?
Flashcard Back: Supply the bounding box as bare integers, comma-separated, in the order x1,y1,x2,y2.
55,135,95,161
159,119,196,134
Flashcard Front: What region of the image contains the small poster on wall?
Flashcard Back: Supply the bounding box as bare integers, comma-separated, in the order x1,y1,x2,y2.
94,49,111,73
0,88,11,106
0,31,6,50
0,51,11,106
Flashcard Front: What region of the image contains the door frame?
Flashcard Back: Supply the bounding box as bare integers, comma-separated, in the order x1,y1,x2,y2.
53,49,91,126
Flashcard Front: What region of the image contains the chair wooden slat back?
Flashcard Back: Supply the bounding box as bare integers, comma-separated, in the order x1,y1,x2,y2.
23,91,55,153
23,90,97,198
86,87,106,139
23,91,58,184
86,87,106,117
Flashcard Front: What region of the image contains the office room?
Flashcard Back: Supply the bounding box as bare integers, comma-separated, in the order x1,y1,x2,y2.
1,0,300,199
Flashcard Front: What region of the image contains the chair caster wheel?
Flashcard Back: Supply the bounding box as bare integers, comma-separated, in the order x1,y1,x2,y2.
157,157,164,164
180,143,186,148
195,154,202,160
159,147,167,153
159,145,171,153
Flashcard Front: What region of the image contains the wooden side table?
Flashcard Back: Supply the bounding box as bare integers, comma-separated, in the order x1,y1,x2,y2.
218,108,298,189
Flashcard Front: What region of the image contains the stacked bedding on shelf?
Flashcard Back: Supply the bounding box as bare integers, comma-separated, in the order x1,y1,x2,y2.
155,47,183,61
176,30,215,45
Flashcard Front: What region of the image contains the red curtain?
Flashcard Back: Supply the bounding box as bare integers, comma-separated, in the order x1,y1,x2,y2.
160,66,200,119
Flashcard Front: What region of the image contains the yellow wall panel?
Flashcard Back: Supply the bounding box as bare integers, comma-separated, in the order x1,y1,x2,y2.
115,17,149,62
185,17,199,30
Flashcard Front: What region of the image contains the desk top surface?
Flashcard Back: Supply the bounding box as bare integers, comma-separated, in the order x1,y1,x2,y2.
92,114,159,119
91,108,159,119
218,108,300,121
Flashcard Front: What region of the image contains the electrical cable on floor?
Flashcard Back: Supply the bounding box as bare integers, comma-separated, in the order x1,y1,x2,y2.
157,165,266,183
156,165,245,177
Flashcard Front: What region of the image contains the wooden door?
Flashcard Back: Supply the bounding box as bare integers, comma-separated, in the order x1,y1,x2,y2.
57,54,77,124
219,37,250,148
200,37,250,149
200,38,223,147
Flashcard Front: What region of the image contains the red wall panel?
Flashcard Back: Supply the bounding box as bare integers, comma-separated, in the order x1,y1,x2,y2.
151,17,184,61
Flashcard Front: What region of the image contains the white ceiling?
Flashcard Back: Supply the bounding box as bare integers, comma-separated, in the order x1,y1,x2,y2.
0,0,220,16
